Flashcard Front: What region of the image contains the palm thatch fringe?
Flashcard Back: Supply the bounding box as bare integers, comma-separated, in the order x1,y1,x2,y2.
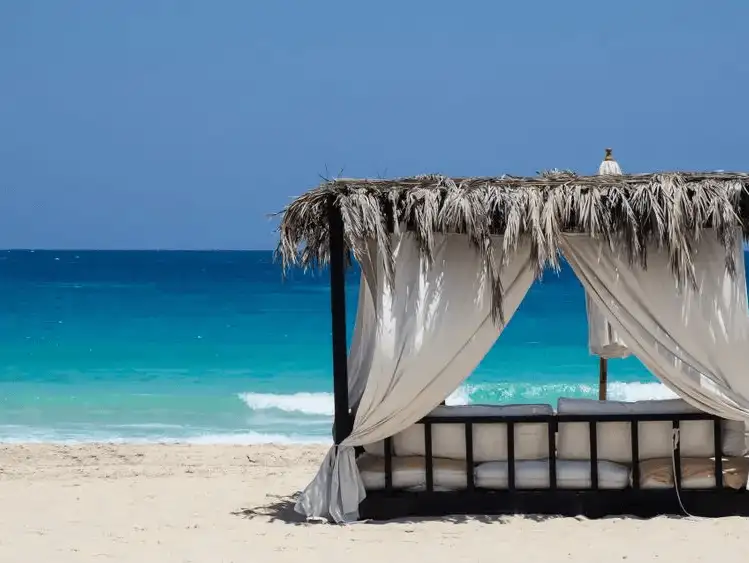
276,171,749,323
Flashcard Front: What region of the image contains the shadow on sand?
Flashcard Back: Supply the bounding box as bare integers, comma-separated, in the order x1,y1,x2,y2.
232,493,307,524
232,494,688,525
359,513,688,525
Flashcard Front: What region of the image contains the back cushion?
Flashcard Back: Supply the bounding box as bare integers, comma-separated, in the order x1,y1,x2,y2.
556,398,746,463
362,441,388,456
392,404,554,462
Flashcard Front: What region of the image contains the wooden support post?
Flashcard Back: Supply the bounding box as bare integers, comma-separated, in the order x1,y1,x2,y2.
598,358,608,400
329,198,351,444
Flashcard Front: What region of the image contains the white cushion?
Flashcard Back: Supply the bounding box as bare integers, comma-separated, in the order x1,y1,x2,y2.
362,441,388,456
475,459,630,489
556,398,747,463
391,404,554,462
638,457,749,490
723,421,747,456
357,454,468,491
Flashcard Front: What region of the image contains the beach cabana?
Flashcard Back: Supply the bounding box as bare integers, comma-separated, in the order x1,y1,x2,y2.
277,162,749,523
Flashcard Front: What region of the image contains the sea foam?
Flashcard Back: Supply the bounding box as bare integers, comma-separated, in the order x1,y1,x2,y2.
237,381,677,418
446,380,677,405
238,392,334,416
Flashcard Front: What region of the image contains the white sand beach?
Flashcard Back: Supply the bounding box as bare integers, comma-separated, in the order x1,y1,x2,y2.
0,444,747,562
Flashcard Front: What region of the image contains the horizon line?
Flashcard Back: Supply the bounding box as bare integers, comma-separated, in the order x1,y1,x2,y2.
0,248,277,252
4,243,749,252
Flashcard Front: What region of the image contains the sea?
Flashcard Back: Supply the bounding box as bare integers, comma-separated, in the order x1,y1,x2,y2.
0,249,710,446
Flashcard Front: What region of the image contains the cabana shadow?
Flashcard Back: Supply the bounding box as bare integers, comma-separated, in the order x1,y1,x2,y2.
232,502,692,526
232,493,306,525
359,513,690,525
360,513,567,525
230,490,707,526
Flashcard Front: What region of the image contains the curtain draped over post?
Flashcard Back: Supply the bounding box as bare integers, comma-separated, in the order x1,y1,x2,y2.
347,271,376,408
585,293,631,359
294,233,536,522
560,230,749,423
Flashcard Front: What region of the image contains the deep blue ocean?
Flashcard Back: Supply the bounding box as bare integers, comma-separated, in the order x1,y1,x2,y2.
0,250,698,444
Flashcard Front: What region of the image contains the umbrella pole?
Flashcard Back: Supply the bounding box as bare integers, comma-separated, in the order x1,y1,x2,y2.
596,148,619,403
598,358,608,400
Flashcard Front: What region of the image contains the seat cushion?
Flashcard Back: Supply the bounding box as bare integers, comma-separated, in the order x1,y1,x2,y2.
475,459,630,489
357,454,468,491
638,457,749,489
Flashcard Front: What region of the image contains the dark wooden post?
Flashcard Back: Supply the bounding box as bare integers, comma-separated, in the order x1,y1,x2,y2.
598,358,608,400
328,198,351,444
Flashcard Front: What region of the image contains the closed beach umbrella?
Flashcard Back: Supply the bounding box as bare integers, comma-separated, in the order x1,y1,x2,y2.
598,147,622,176
588,148,630,399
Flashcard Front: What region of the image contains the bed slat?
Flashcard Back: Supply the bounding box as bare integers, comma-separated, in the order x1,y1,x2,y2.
672,420,682,490
465,422,474,491
424,422,434,492
548,420,557,490
713,419,723,489
630,421,640,490
589,421,598,490
384,437,393,492
507,422,516,491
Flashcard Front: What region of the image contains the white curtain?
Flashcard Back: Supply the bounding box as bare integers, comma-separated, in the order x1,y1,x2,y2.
347,272,376,408
561,231,749,422
585,293,630,359
348,239,379,408
295,233,536,522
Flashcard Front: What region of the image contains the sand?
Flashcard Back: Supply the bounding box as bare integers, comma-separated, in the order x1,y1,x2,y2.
0,444,748,562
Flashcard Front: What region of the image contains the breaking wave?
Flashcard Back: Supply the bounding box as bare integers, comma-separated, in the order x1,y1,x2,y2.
237,381,676,417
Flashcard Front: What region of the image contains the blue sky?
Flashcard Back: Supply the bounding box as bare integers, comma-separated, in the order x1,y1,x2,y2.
1,1,747,249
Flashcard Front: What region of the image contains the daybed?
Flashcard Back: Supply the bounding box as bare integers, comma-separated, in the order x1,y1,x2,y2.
355,399,749,519
276,154,749,522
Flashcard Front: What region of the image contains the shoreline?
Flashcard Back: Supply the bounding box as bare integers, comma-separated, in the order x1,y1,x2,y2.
1,443,748,562
0,437,333,447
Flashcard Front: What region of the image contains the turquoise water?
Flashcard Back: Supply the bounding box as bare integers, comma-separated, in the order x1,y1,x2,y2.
0,250,685,444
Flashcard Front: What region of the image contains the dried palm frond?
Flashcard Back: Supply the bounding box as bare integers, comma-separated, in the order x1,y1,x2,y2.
275,171,749,322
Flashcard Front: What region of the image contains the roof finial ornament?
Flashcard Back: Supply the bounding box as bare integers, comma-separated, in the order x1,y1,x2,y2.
599,147,622,175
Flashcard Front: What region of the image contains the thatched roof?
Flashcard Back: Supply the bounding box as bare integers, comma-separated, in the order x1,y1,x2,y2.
276,171,749,322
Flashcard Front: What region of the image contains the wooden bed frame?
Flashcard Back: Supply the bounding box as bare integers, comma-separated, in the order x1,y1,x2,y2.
358,411,749,520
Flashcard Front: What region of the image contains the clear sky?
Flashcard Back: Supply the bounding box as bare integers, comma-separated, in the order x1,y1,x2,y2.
1,1,747,250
